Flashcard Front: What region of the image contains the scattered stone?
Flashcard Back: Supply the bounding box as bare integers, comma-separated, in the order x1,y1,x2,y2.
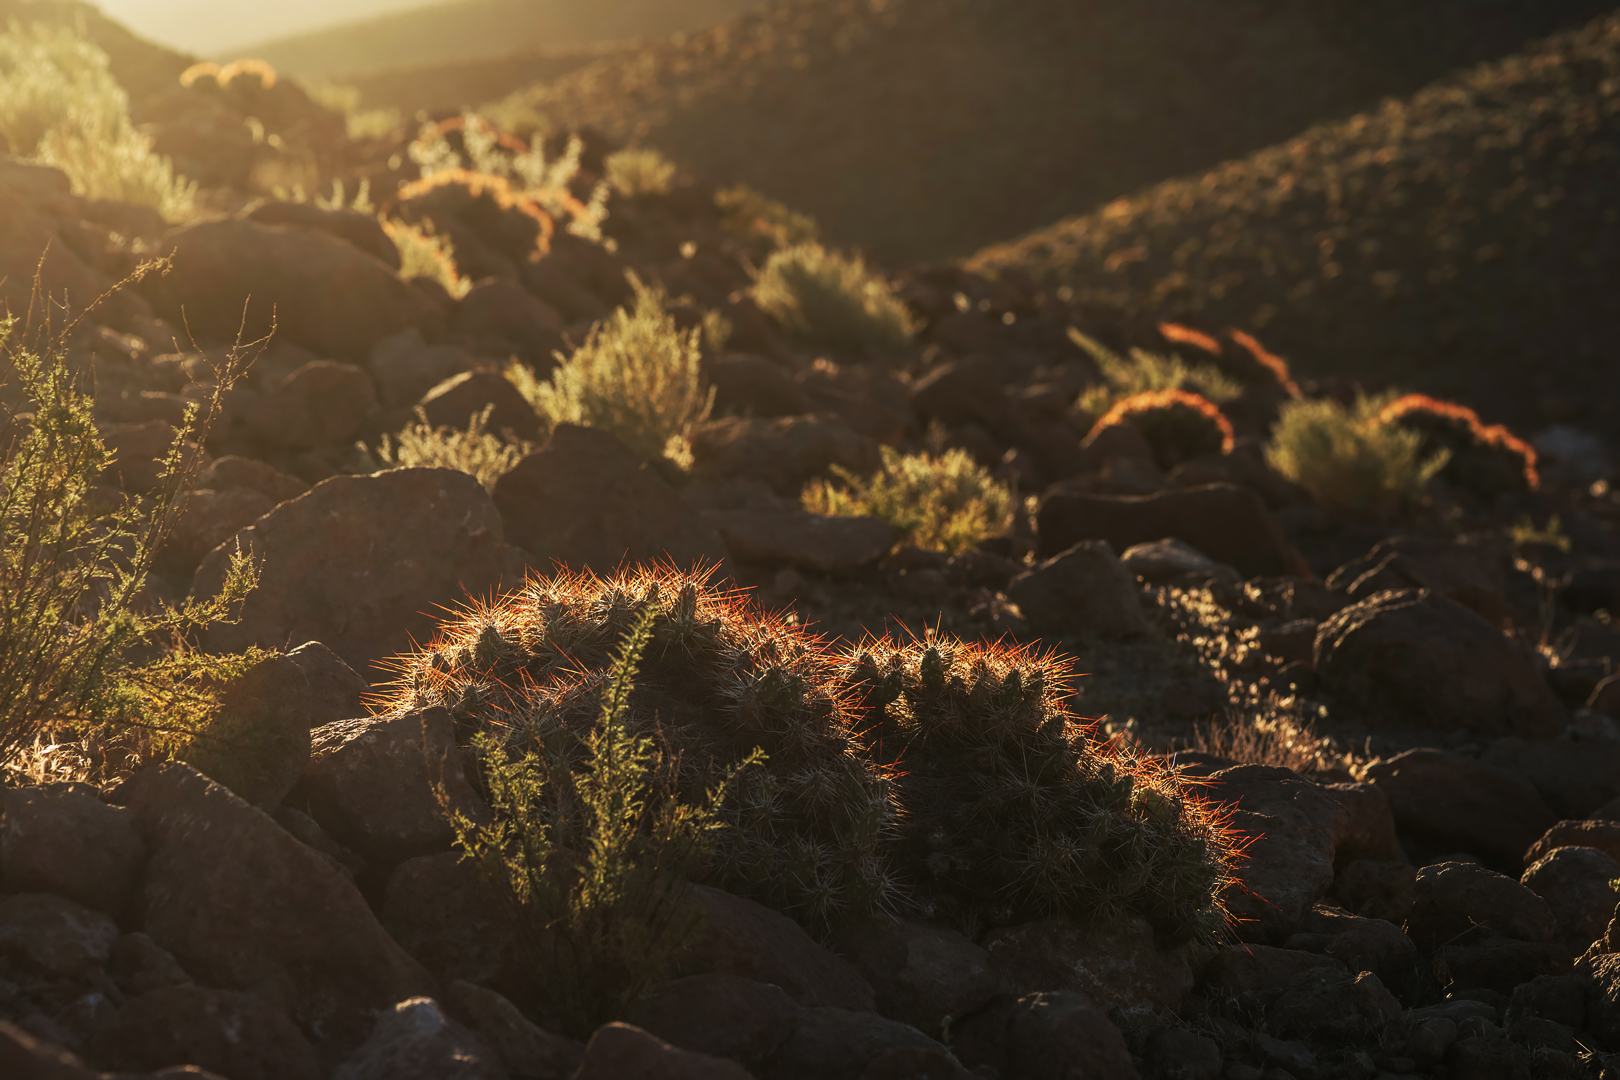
1327,535,1507,625
628,974,798,1072
285,641,369,727
1441,936,1571,998
91,983,321,1080
334,997,506,1080
445,981,584,1080
764,1007,955,1080
1203,945,1344,995
246,201,400,270
1330,859,1418,924
451,279,564,364
1404,861,1558,951
689,415,880,496
0,894,120,978
573,1023,753,1080
245,360,377,450
707,354,810,418
419,371,541,441
194,456,308,504
1364,750,1557,870
382,853,528,1000
1005,540,1150,638
109,933,192,997
1,787,144,917
951,991,1140,1080
367,329,474,408
160,487,275,575
706,509,897,572
1521,845,1620,953
1118,538,1240,585
1321,781,1405,863
1478,737,1620,819
980,912,1192,1016
180,652,314,807
1266,968,1402,1042
1140,1026,1221,1080
831,916,999,1038
100,420,205,493
1326,917,1418,985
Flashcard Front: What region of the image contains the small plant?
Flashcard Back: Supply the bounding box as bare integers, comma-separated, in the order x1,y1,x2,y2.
1378,393,1539,496
382,219,471,298
1087,389,1234,471
0,23,195,219
397,169,555,261
512,276,714,466
716,184,819,248
1068,328,1240,418
1227,330,1301,398
1183,711,1333,774
441,609,758,1036
368,406,535,492
605,147,676,198
802,446,1014,555
752,243,917,355
1265,394,1449,521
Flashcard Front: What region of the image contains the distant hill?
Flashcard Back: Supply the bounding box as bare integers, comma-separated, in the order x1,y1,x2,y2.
238,0,764,76
339,43,625,117
499,0,1615,264
971,11,1620,435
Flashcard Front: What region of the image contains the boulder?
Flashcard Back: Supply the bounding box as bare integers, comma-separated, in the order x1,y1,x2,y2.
1202,944,1344,995
0,893,120,978
764,1007,956,1080
1441,936,1571,998
0,1019,117,1080
707,354,810,418
629,974,797,1071
452,279,564,365
245,360,377,450
1527,820,1620,868
444,981,583,1080
1037,483,1307,579
1006,540,1149,638
1118,538,1240,585
1331,859,1418,925
1478,738,1620,819
1326,535,1507,626
0,186,142,328
574,1023,753,1080
1266,968,1402,1043
1364,749,1557,870
194,456,308,504
285,641,369,728
704,509,897,572
125,763,433,1048
1321,780,1405,864
1404,861,1558,952
980,912,1191,1016
419,371,541,441
100,420,204,493
689,415,880,496
192,468,511,680
143,219,428,360
1521,846,1620,954
1315,590,1562,738
246,202,401,270
1140,1027,1221,1080
180,652,313,807
830,916,1000,1038
335,997,505,1080
382,853,529,1001
1,787,144,917
109,932,193,997
1585,954,1620,1047
367,329,474,409
951,992,1139,1080
1324,917,1417,986
91,983,320,1080
494,425,729,574
160,487,275,576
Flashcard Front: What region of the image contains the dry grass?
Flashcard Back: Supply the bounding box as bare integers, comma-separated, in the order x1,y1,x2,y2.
751,243,916,355
802,445,1014,555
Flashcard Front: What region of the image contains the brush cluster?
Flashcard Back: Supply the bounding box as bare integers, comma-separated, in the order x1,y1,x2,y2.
1379,394,1539,496
1089,388,1236,472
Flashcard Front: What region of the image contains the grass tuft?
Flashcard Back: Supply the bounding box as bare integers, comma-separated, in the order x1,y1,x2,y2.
752,243,917,355
1265,394,1449,521
1068,328,1241,418
382,219,472,298
803,445,1014,555
605,147,676,197
368,406,535,492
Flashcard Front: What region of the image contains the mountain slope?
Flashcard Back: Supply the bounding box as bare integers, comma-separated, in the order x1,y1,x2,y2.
501,0,1615,264
969,11,1620,433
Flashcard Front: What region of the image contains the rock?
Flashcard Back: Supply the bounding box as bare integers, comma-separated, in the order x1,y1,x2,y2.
574,1023,753,1080
382,853,528,1001
1204,765,1351,944
1315,590,1562,738
1529,820,1620,867
1118,538,1240,585
1321,781,1405,864
1326,917,1418,985
705,509,897,572
0,186,139,330
160,488,275,576
1036,483,1307,579
1005,540,1149,638
100,420,205,493
193,468,511,680
1331,859,1418,924
1140,1027,1221,1080
830,915,1000,1038
494,425,729,573
0,1018,109,1080
246,201,401,270
452,279,564,364
1521,846,1620,953
951,992,1139,1080
194,456,308,504
1266,968,1402,1042
1,787,144,917
1203,944,1344,995
444,981,583,1080
246,360,377,450
1584,953,1620,1046
764,1007,954,1080
677,885,875,1012
0,894,119,978
1478,738,1620,819
144,219,428,360
1448,1036,1531,1079
419,371,541,441
1408,1016,1460,1065
91,983,320,1080
368,329,474,409
707,355,810,418
980,912,1191,1016
689,415,880,496
1508,974,1586,1029
285,642,369,727
335,998,506,1080
910,358,1083,480
181,652,313,807
125,763,433,1048
109,933,192,997
1252,1033,1315,1077
1364,750,1557,870
628,974,798,1070
1441,936,1571,998
1326,535,1507,626
1404,861,1558,951
857,1047,976,1080
272,805,363,879
297,708,487,866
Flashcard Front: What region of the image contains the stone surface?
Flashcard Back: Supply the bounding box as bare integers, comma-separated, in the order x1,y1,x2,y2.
180,652,314,807
246,201,400,269
689,415,880,496
0,893,120,978
831,915,1000,1038
764,1007,954,1080
980,912,1192,1015
193,468,510,681
246,360,377,450
1331,859,1418,924
1583,953,1620,1046
1006,540,1150,638
382,853,529,1002
1404,861,1559,951
574,1023,753,1080
706,508,897,572
628,974,798,1072
160,487,275,575
1202,944,1344,995
495,424,730,574
952,991,1140,1080
91,983,320,1080
1037,483,1307,578
1266,968,1402,1042
1321,781,1405,864
1364,749,1557,870
1,787,144,917
1315,590,1562,738
193,456,309,504
285,641,370,728
125,763,433,1048
1326,917,1417,985
452,278,564,364
1441,936,1571,998
1478,737,1620,819
1327,535,1507,626
1527,820,1620,867
1118,537,1239,585
1141,1027,1222,1080
444,981,583,1080
419,370,541,441
334,997,506,1080
1521,845,1620,953
707,354,810,418
367,329,474,408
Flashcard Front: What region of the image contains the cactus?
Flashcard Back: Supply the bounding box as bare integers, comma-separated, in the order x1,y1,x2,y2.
1088,388,1235,472
1377,393,1538,495
840,633,1235,943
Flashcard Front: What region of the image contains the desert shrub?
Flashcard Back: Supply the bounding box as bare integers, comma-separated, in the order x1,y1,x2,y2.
1068,328,1240,418
752,243,917,355
1087,389,1235,471
716,184,819,248
442,609,756,1035
1266,394,1449,521
1378,393,1538,496
0,23,195,219
368,406,534,492
1183,711,1334,774
513,276,713,466
802,446,1014,555
382,219,471,298
605,147,676,197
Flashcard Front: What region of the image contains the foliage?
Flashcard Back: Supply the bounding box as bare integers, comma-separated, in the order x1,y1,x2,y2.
1068,328,1241,418
368,405,535,492
752,243,917,355
382,219,472,299
0,22,196,219
605,147,676,197
1378,393,1539,496
1265,394,1449,522
802,446,1014,555
1087,388,1235,471
442,609,757,1036
513,276,714,466
716,184,819,248
1183,711,1334,775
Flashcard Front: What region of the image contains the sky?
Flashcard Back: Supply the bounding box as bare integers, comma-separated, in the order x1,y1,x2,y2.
93,0,434,55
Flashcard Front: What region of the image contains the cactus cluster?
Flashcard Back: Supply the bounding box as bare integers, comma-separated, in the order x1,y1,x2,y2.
1089,388,1236,471
385,566,1235,941
1378,393,1538,495
395,169,555,278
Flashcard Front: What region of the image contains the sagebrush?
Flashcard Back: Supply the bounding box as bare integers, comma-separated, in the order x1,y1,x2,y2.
368,406,534,492
803,446,1014,555
1266,394,1449,521
1068,328,1241,419
752,243,917,355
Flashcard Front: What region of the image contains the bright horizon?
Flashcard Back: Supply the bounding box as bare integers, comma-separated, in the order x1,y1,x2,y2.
93,0,436,56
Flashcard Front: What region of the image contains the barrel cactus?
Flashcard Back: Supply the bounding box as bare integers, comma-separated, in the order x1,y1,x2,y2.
1088,388,1236,472
1378,393,1538,496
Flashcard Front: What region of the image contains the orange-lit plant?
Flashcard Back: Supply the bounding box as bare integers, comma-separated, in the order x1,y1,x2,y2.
1229,329,1302,398
396,168,556,261
1378,393,1539,494
1088,388,1235,471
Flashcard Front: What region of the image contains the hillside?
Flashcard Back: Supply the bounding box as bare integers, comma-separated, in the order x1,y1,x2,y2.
499,0,1616,264
970,10,1620,436
337,43,625,116
239,0,765,76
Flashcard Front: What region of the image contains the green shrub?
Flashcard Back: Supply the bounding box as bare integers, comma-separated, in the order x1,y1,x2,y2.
802,446,1014,555
0,23,195,219
512,276,714,466
716,184,819,248
1265,394,1450,521
382,219,472,298
604,147,676,197
1067,328,1241,418
368,406,535,492
752,243,917,355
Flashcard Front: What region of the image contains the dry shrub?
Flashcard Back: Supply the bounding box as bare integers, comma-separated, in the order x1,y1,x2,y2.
1184,712,1335,775
752,243,917,355
1266,394,1449,522
803,446,1014,555
605,147,676,197
1068,328,1240,419
382,219,471,298
716,184,819,248
369,406,534,492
